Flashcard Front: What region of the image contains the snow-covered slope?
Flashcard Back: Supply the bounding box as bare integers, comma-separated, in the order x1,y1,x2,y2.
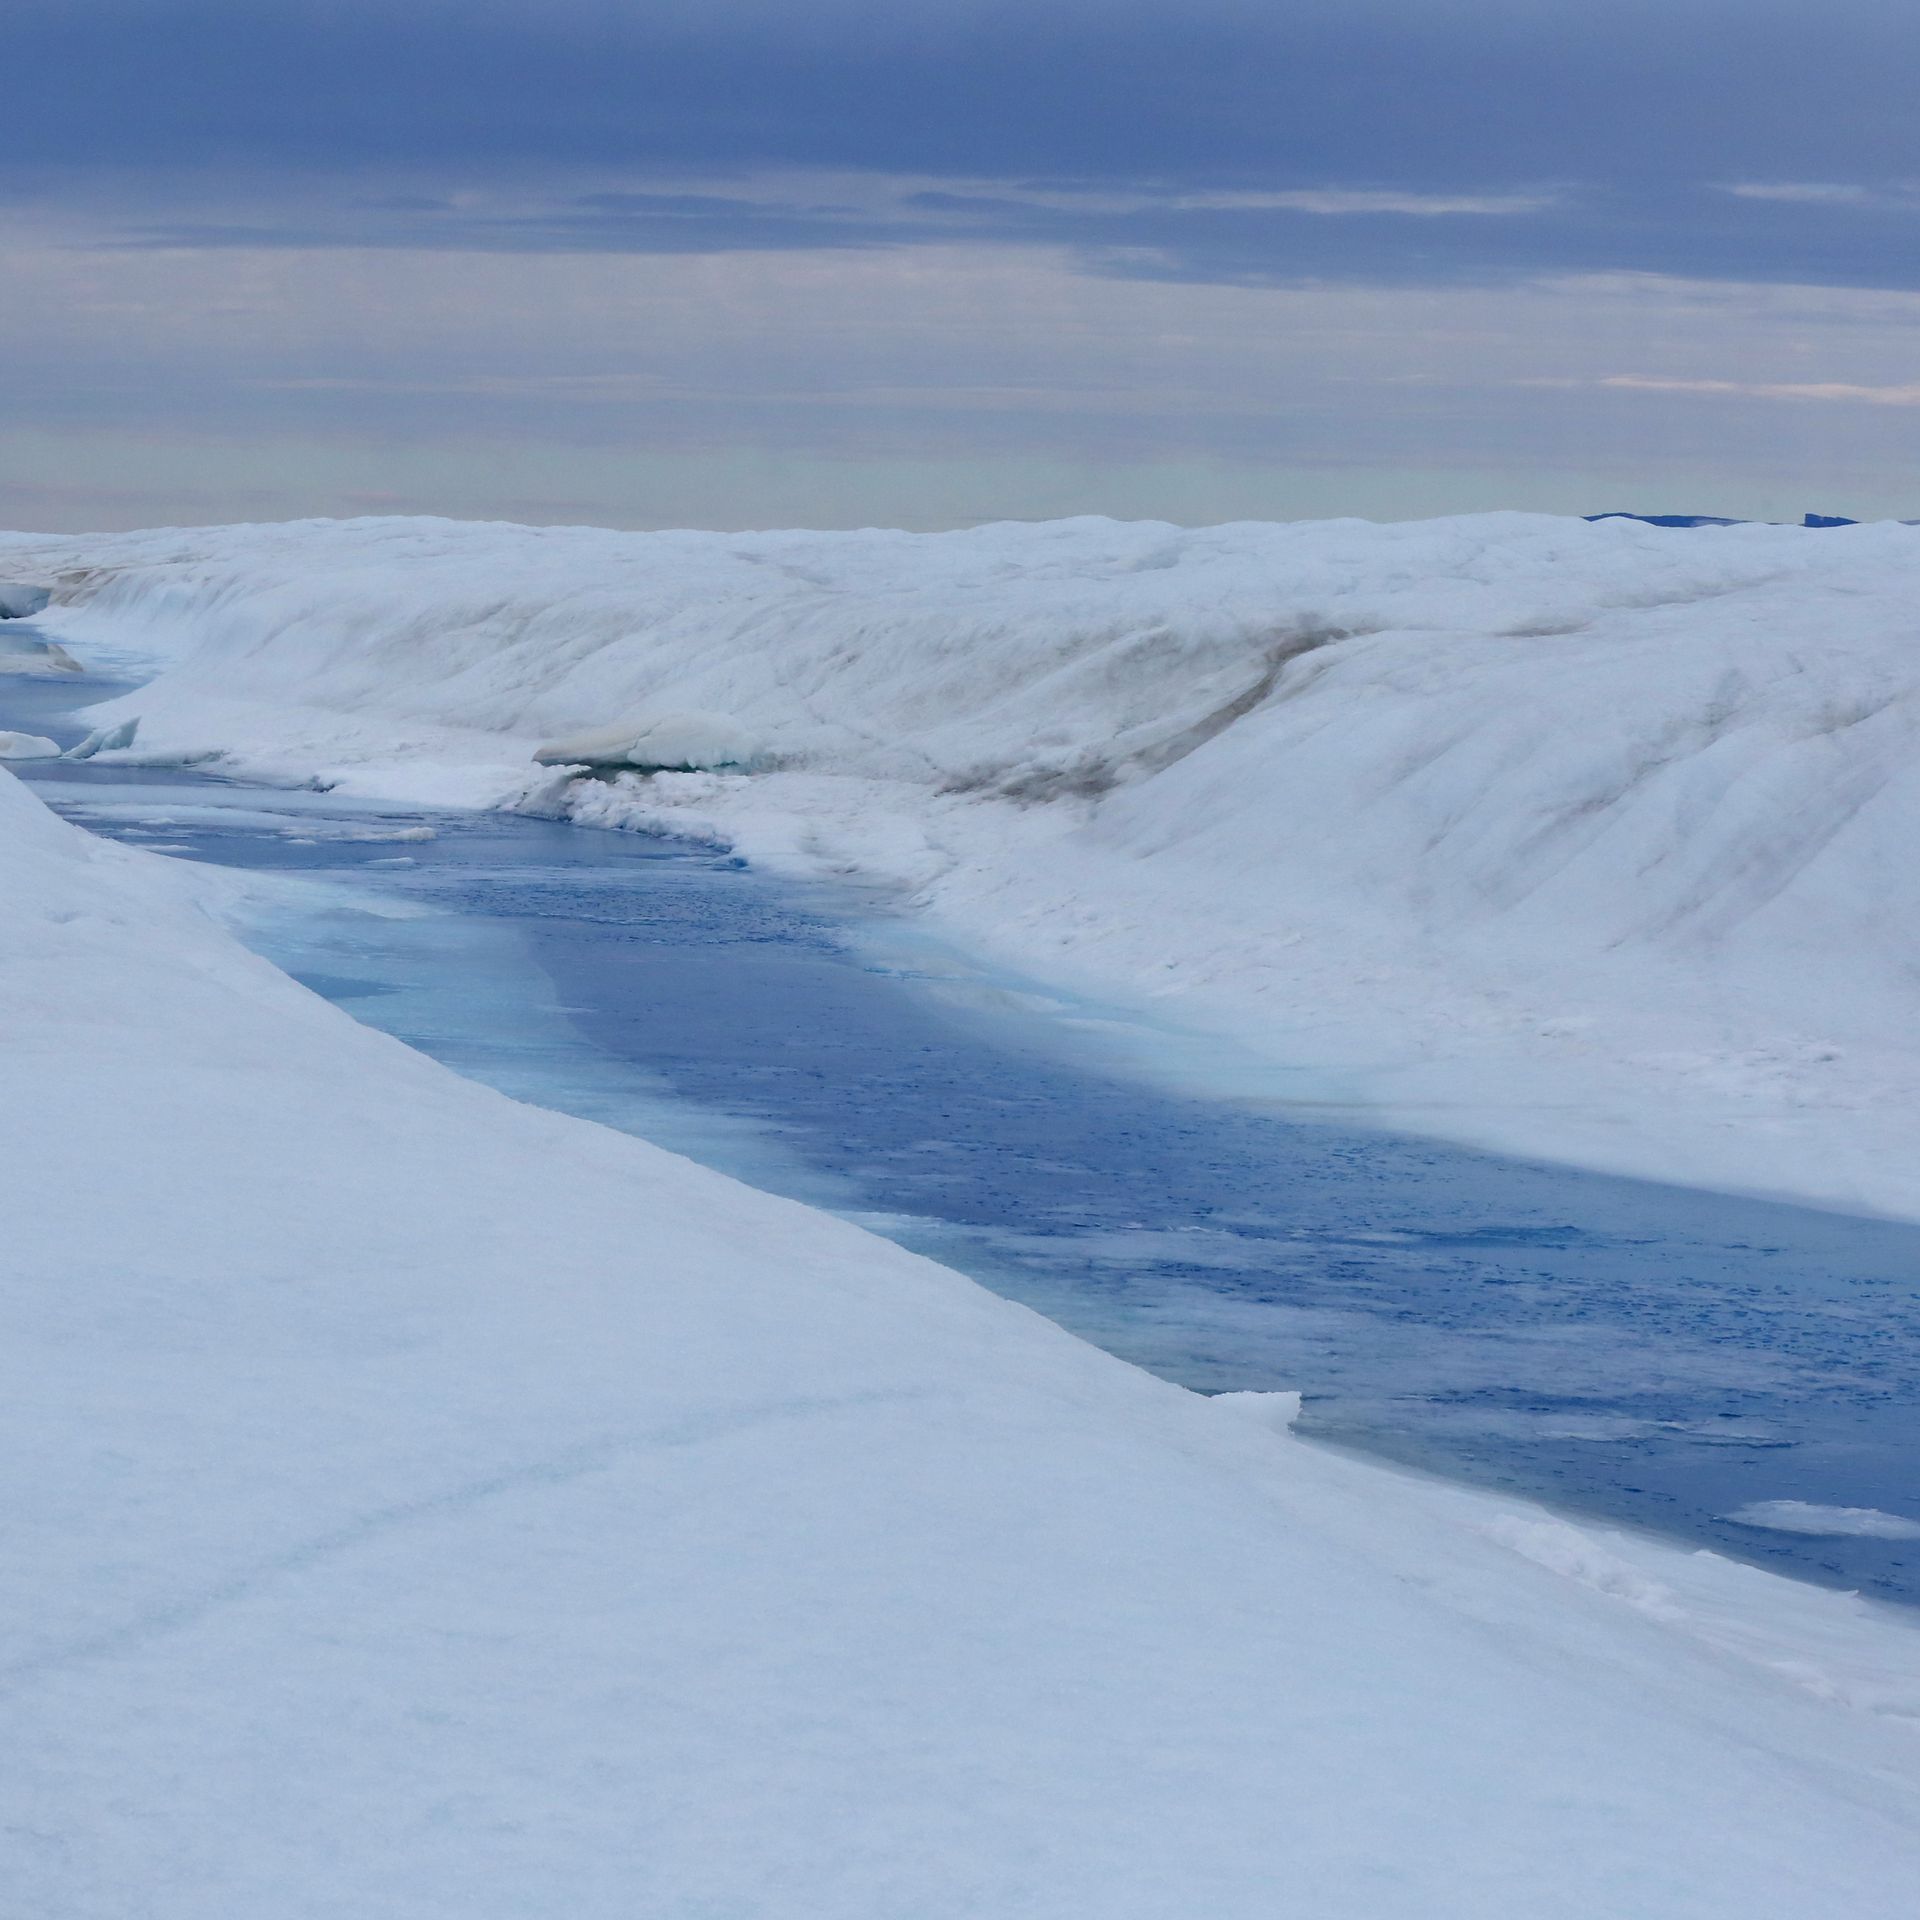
7,510,1920,1215
5,760,1920,1915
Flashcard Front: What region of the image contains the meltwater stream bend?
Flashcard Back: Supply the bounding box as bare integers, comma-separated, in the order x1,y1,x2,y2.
8,661,1920,1604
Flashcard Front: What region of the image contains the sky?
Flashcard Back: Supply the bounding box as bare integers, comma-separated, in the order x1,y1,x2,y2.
5,0,1919,531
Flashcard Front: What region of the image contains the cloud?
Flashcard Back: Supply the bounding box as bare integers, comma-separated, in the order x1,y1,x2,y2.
1596,374,1920,406
9,1,1920,193
55,168,1920,300
5,2,1920,297
1232,190,1555,217
11,2,1920,528
939,185,1561,218
1720,182,1881,205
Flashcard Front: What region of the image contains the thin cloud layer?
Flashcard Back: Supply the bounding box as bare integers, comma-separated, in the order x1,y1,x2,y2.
8,1,1920,291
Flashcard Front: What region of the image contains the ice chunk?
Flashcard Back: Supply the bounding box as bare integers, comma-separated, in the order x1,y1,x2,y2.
0,582,52,619
0,730,61,760
1725,1501,1920,1540
534,710,760,772
63,716,140,760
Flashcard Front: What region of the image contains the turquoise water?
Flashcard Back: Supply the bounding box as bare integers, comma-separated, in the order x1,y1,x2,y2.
9,658,1919,1602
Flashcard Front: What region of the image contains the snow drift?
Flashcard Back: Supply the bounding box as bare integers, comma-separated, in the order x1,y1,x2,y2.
5,757,1920,1916
8,510,1920,1216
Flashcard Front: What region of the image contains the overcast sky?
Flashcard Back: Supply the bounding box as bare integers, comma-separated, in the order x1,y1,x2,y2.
7,0,1919,531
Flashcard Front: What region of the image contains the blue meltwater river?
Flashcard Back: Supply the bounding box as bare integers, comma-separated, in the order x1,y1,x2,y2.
8,658,1920,1603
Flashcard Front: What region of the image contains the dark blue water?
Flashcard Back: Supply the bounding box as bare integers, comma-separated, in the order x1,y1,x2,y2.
8,659,1920,1602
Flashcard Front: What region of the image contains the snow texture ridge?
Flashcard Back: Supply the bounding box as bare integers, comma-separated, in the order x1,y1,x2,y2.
5,756,1920,1915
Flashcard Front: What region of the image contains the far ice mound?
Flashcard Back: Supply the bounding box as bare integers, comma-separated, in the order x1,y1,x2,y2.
533,710,762,774
64,717,140,760
1725,1500,1920,1540
0,582,52,619
0,730,62,760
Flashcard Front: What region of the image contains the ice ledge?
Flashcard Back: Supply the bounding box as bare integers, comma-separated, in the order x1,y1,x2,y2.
0,581,53,619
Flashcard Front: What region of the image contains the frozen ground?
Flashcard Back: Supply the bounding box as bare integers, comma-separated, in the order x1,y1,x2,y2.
6,510,1920,1219
6,713,1920,1913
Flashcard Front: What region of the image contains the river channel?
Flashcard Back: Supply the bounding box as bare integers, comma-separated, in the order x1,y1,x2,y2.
7,652,1918,1603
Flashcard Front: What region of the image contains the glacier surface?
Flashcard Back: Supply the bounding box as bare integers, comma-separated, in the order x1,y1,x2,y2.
9,509,1920,1217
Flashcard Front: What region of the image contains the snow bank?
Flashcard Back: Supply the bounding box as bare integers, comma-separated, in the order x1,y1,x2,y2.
11,511,1920,1216
5,759,1920,1915
0,729,60,759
